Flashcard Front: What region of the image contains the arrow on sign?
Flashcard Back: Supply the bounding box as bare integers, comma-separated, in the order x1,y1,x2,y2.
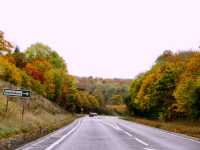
3,89,31,97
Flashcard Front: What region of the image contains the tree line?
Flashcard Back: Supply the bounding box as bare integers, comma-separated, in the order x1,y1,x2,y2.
0,31,131,114
2,31,198,119
126,50,200,121
0,31,101,113
76,77,131,114
77,77,131,105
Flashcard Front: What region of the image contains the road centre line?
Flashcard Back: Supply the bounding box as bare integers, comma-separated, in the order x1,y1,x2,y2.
99,120,132,137
135,137,149,146
99,120,151,147
44,120,81,150
121,130,133,137
98,120,118,130
144,148,155,150
114,123,133,137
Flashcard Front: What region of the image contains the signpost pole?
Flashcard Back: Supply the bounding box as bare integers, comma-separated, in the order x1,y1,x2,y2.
3,88,31,118
22,100,25,121
5,96,8,112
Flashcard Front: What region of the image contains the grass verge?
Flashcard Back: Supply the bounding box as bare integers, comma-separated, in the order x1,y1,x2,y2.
0,80,80,149
0,113,78,150
123,116,200,140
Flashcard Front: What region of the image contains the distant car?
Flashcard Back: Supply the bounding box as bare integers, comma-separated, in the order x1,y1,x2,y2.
89,112,98,117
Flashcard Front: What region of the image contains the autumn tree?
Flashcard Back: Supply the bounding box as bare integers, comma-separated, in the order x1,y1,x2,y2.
128,50,200,120
12,47,27,68
0,31,13,54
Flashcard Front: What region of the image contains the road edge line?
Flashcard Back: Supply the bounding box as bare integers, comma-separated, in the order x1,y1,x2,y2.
120,120,200,144
44,120,81,150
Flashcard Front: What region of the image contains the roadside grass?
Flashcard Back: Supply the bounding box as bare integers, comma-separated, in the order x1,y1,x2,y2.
0,80,77,142
0,95,76,140
123,116,200,139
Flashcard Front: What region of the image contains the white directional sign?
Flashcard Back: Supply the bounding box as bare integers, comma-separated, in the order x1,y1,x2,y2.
3,89,31,97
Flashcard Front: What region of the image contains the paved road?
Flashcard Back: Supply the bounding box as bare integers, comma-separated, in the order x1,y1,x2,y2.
17,116,200,150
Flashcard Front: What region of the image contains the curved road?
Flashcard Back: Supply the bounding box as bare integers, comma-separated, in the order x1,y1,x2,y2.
17,116,200,150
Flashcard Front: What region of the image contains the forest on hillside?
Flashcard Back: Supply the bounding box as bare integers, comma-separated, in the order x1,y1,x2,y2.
0,31,130,114
76,77,131,114
0,31,78,111
77,77,131,105
1,31,200,119
126,50,200,121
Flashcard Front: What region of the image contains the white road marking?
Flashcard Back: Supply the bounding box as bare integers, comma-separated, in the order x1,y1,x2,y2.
114,123,133,137
99,120,133,137
144,148,155,150
135,137,149,146
44,120,81,150
159,130,200,144
121,120,200,144
122,130,133,137
17,120,82,150
99,120,117,129
21,147,32,150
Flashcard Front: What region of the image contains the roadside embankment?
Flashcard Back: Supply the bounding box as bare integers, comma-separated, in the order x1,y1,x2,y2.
0,80,78,149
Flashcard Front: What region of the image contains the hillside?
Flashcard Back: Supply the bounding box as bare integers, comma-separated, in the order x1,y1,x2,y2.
77,77,131,105
76,77,131,114
0,31,132,116
0,80,76,149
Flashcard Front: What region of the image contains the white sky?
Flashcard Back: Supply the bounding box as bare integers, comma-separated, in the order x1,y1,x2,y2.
1,0,200,78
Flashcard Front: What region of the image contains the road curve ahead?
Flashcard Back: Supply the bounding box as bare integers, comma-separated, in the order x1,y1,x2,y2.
17,116,200,150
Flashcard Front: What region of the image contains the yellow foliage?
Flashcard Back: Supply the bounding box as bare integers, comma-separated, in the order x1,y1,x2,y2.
0,57,22,85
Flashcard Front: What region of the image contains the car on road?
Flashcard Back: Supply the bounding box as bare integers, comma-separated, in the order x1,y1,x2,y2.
89,112,98,117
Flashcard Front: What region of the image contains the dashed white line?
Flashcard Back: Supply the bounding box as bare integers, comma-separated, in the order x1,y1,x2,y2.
144,148,155,150
44,120,81,150
99,120,117,129
115,123,133,137
135,137,149,146
122,130,133,137
99,120,152,147
99,120,132,137
122,120,200,144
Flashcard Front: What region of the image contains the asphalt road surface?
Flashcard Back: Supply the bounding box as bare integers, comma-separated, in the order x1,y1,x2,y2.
17,116,200,150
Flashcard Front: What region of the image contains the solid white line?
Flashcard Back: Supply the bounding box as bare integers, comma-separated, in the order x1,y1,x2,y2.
44,120,81,150
135,137,149,146
17,120,80,150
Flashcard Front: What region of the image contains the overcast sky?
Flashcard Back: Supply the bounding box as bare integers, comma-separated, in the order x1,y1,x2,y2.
1,0,200,78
